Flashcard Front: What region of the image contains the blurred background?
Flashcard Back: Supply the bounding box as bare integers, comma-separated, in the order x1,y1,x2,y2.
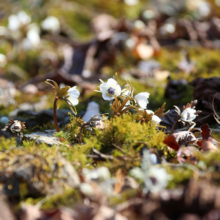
1,0,220,127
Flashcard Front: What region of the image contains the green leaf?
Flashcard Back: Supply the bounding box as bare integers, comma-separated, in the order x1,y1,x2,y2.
57,99,61,109
58,86,70,98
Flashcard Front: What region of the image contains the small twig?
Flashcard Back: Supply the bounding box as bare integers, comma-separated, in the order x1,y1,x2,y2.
87,148,114,161
79,123,88,144
112,143,127,154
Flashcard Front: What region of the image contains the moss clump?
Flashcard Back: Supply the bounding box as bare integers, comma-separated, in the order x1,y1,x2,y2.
0,137,16,151
165,165,194,188
84,113,166,153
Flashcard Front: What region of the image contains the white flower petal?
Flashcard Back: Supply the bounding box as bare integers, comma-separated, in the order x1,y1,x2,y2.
135,92,150,109
114,85,121,96
102,92,112,100
107,78,118,86
137,99,149,109
152,115,161,124
145,110,154,114
181,108,197,122
67,96,79,106
68,87,80,98
100,83,108,92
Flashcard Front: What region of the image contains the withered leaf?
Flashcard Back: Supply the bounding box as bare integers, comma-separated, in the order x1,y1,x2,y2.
114,168,125,194
201,123,212,140
173,131,197,147
163,135,180,151
154,102,168,118
182,100,197,111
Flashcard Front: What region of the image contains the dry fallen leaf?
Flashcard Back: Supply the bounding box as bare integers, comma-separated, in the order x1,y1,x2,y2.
114,168,125,194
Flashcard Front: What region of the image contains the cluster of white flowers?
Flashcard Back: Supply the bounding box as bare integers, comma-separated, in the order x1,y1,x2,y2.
7,11,60,50
96,77,161,124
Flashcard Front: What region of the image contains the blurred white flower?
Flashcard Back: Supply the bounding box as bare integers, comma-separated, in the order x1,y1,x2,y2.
0,54,7,67
8,11,31,31
186,0,211,17
80,183,94,196
66,86,80,106
83,167,111,182
160,23,176,35
98,78,121,101
130,150,172,194
41,16,60,33
125,38,136,50
124,0,139,6
83,101,100,122
144,167,172,193
27,23,40,47
146,110,161,124
142,10,156,20
180,108,197,122
135,92,150,109
133,20,145,30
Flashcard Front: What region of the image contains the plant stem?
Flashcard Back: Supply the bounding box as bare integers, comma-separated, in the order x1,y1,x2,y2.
53,96,60,132
170,118,178,135
111,109,114,119
79,123,87,144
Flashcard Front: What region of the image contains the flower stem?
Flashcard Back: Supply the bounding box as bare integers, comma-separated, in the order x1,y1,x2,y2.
53,96,60,132
170,118,178,135
111,109,114,120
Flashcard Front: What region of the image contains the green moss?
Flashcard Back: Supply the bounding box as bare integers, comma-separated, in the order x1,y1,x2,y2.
109,189,138,207
40,189,82,209
0,137,16,151
165,165,194,188
83,113,166,153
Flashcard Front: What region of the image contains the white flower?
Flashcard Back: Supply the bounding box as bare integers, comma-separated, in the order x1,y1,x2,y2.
8,11,31,31
135,92,150,109
180,108,197,122
0,54,7,67
144,167,172,193
10,120,22,133
41,16,60,33
99,78,121,101
66,86,80,106
144,110,161,124
130,150,172,194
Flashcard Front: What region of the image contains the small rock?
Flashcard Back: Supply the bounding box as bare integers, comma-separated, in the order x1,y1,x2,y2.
0,150,80,197
9,109,20,118
24,130,61,146
0,116,9,126
21,84,38,94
